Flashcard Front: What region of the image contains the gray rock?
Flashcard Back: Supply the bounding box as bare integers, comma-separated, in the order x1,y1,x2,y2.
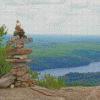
12,63,26,68
1,72,14,79
6,48,32,55
10,66,30,76
7,38,33,46
17,74,32,81
0,76,16,88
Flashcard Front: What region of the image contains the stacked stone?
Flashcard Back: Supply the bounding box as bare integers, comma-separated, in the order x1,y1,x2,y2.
11,30,27,40
0,31,34,88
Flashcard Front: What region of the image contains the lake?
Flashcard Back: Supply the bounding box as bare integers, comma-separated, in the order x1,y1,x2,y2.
37,62,100,79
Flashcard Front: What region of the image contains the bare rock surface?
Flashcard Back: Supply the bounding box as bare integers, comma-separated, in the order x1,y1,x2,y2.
10,66,30,76
0,85,100,100
6,48,32,55
0,75,16,88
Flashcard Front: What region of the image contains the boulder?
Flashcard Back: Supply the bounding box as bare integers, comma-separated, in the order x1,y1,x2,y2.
17,74,32,81
1,72,14,79
6,48,32,55
7,38,33,46
0,75,16,88
5,59,34,63
15,81,21,87
10,66,30,76
11,35,20,40
21,82,29,88
8,55,27,59
12,63,26,68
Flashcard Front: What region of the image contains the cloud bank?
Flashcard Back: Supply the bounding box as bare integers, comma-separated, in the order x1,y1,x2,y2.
0,0,100,35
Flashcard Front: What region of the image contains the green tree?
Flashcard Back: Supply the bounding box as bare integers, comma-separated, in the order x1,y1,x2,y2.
0,24,15,78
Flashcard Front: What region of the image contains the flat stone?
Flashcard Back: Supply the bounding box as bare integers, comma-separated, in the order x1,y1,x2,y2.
0,76,16,88
7,38,33,46
21,82,29,88
6,48,32,55
10,66,30,76
17,74,32,81
11,35,20,40
12,63,26,68
8,55,27,59
5,59,34,63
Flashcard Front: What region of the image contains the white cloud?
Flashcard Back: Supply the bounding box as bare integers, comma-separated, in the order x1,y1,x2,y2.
70,0,90,8
32,0,65,4
0,0,100,36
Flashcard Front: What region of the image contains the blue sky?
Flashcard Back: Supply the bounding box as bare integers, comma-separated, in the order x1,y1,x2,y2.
0,0,100,35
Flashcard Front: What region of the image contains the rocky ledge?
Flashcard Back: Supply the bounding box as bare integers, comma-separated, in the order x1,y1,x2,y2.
0,85,100,100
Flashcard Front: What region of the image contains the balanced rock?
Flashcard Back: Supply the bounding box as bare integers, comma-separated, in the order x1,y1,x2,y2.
8,55,27,59
0,75,16,88
21,82,29,88
12,63,26,68
6,48,32,55
11,35,20,40
15,81,21,87
17,74,32,81
7,38,33,46
5,59,34,63
10,66,30,76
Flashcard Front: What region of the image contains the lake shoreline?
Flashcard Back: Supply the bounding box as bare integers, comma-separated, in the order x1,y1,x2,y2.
36,61,100,79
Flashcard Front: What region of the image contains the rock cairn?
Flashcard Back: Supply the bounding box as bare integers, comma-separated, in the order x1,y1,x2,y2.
0,30,34,88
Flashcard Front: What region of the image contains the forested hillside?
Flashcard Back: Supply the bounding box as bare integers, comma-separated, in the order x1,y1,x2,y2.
2,36,100,71
59,72,100,86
